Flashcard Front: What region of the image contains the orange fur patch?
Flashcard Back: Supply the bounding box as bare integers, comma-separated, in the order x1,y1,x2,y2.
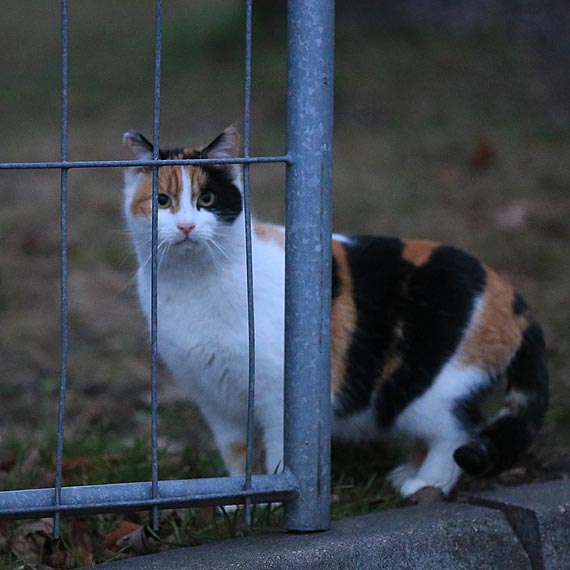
130,165,207,217
459,267,527,373
331,240,357,396
254,222,285,249
402,239,438,267
380,352,403,384
228,442,247,473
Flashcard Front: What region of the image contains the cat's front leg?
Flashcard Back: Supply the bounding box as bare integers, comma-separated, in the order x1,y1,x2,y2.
258,414,284,475
200,404,248,477
264,424,284,475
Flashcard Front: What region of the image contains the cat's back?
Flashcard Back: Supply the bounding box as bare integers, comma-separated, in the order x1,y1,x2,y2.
330,234,527,423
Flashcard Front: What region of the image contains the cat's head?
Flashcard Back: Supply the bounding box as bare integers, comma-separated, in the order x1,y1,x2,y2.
122,127,244,264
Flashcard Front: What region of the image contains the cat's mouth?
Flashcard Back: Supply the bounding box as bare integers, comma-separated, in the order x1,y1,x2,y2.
173,236,195,247
171,235,203,251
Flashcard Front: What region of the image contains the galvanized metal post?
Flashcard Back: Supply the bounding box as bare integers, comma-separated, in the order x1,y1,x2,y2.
284,0,335,531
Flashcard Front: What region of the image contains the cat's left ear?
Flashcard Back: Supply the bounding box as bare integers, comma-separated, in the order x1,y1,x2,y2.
202,127,241,174
123,130,154,161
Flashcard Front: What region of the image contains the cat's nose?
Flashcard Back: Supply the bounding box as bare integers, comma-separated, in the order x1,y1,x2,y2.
177,223,196,237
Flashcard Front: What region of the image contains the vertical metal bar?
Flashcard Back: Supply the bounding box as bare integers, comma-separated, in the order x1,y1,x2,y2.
150,0,163,532
242,0,256,527
283,0,335,531
54,0,69,540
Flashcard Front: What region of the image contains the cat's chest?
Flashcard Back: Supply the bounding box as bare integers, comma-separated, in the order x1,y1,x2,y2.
136,262,285,373
142,270,248,348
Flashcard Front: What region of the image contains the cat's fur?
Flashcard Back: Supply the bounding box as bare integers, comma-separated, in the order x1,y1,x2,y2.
123,127,548,498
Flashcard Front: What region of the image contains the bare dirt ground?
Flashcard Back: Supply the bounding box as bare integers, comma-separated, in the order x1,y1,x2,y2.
0,1,569,566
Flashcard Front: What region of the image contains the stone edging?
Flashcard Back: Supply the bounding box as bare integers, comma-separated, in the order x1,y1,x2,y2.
92,480,570,570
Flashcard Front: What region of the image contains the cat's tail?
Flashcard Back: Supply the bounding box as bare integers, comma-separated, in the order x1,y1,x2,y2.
453,319,549,477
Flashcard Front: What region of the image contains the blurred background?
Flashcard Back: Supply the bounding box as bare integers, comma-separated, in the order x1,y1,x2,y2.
1,0,569,505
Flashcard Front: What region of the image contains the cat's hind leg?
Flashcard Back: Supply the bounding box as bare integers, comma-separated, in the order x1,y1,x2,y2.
399,437,466,497
390,363,487,497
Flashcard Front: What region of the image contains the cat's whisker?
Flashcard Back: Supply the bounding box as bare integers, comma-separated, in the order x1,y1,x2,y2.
202,241,223,273
158,241,172,272
204,237,232,264
118,249,137,270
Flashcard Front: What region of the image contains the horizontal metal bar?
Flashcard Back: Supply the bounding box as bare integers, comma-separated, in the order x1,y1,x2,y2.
0,471,298,520
0,155,292,171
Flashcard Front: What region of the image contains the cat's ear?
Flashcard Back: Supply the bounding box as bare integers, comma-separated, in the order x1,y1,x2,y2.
202,126,241,161
123,130,154,161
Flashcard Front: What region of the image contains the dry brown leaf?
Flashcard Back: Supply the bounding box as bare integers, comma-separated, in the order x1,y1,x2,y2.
116,526,163,555
408,486,445,505
11,518,54,559
69,518,99,565
46,549,76,570
470,141,496,171
103,520,143,549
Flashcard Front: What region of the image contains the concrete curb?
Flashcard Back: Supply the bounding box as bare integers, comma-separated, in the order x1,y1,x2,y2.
469,479,570,570
94,480,570,570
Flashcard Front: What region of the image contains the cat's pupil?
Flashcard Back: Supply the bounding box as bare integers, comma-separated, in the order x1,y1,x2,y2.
198,191,215,208
158,193,170,206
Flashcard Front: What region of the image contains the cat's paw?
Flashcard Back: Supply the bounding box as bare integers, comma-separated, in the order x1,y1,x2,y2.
387,463,419,493
400,478,434,498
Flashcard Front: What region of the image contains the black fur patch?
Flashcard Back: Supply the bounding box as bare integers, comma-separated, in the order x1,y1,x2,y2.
455,321,548,477
374,245,486,428
453,377,497,430
335,236,406,414
201,168,242,224
513,293,528,316
161,148,203,160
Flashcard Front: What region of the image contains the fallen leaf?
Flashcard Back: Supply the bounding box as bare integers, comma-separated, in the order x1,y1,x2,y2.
69,518,99,565
116,526,163,555
11,518,54,559
470,141,496,171
104,520,143,549
408,486,445,505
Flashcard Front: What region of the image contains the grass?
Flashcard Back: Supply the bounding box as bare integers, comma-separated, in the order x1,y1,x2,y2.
1,1,569,567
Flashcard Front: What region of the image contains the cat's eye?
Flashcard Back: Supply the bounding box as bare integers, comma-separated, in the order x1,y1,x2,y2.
157,193,172,208
197,191,216,208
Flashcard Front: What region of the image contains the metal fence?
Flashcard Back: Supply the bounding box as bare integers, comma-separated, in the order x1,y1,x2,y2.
0,0,334,538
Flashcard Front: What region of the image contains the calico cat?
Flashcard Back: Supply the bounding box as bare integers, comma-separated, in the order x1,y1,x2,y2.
122,126,548,499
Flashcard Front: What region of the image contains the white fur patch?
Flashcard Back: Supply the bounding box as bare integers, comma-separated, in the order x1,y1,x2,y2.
391,360,487,495
124,164,287,476
332,233,353,245
394,361,488,440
